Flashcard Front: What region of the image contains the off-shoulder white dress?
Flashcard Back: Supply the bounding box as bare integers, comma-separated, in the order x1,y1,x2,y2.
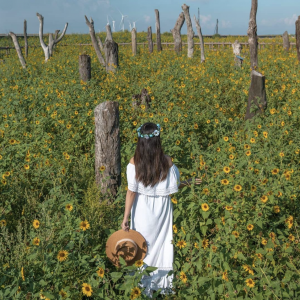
126,162,180,298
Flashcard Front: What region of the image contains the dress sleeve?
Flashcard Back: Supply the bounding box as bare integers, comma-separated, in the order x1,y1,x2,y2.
174,164,181,187
126,164,138,192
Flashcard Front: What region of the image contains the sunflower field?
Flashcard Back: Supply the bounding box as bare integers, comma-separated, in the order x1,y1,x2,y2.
0,31,300,299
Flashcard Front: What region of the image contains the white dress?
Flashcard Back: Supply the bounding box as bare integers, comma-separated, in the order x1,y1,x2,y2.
126,162,181,298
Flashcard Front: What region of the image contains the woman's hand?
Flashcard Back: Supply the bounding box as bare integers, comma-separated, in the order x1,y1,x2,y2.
188,177,202,185
121,219,129,232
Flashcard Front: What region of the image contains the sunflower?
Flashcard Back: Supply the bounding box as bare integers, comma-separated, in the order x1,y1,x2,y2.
232,231,239,238
263,131,268,138
100,165,105,172
271,168,279,175
201,203,209,211
202,239,209,249
269,232,276,240
221,179,229,185
0,220,7,227
135,260,143,267
279,152,284,157
273,206,280,213
260,195,268,203
175,140,180,145
171,198,177,204
65,204,73,211
250,138,256,143
288,234,295,241
229,154,235,160
131,287,141,298
173,224,178,233
59,290,67,298
222,271,228,281
97,267,105,278
216,147,221,152
245,278,255,288
251,185,256,192
223,166,230,173
247,224,254,231
244,144,251,149
245,150,251,156
21,267,25,281
33,219,40,229
225,206,233,211
256,253,263,260
80,220,90,231
223,137,229,142
180,271,187,283
57,250,69,262
194,242,199,249
33,237,40,246
261,238,267,245
285,216,293,229
82,283,93,297
164,118,168,123
176,240,187,249
234,185,242,192
212,245,217,252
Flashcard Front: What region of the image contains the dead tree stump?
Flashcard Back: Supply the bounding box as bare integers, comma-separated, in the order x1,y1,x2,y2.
94,101,121,202
232,40,243,67
182,4,194,58
132,88,151,111
282,31,290,52
245,70,267,121
247,0,258,70
105,40,118,73
296,16,300,61
9,32,26,69
193,15,205,63
24,20,28,58
171,12,185,54
131,28,137,56
147,26,153,53
79,54,91,82
155,9,162,52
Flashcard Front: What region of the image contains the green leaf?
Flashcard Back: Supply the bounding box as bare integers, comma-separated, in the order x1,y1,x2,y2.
110,272,123,282
145,266,158,273
201,226,208,236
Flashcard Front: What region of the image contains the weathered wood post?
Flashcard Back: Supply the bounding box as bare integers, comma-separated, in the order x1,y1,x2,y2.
155,9,162,52
94,101,121,202
171,12,185,54
245,70,267,120
182,3,194,58
232,40,243,67
132,88,151,111
131,28,137,55
79,53,91,82
296,16,300,61
194,15,205,63
104,24,119,73
147,26,153,54
8,32,26,69
24,20,28,58
282,31,290,52
247,0,258,70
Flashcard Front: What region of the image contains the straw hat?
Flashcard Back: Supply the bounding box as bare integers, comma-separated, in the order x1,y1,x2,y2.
106,229,147,267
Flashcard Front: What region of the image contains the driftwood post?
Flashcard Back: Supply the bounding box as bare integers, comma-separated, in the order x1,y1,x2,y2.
232,40,243,67
131,28,137,55
94,101,121,202
193,15,205,63
8,32,26,69
282,31,290,51
247,0,258,70
132,88,151,111
155,9,162,52
79,54,91,82
245,70,267,121
85,15,106,67
24,20,28,58
171,12,185,54
147,26,153,53
296,16,300,61
182,4,194,58
36,13,68,62
104,24,118,73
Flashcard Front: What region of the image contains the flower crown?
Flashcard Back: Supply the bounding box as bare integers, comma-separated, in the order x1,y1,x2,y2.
137,124,161,139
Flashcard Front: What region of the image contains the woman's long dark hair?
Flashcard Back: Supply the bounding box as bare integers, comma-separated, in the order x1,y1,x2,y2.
134,122,170,188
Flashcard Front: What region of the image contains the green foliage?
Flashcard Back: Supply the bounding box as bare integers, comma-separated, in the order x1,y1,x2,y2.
0,32,300,299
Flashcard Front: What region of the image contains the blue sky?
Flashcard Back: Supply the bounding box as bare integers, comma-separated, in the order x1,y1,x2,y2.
0,0,298,35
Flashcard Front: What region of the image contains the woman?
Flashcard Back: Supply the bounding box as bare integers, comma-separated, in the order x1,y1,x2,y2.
121,122,202,298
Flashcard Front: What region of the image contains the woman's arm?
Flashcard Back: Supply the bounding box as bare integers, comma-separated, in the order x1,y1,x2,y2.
121,190,136,231
178,178,192,189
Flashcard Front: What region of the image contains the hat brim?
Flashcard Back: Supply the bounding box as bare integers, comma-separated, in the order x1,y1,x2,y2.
106,229,147,267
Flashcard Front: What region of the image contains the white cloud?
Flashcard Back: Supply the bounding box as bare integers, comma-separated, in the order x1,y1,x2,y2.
144,15,151,23
220,20,231,29
283,14,297,26
260,14,298,27
200,14,211,24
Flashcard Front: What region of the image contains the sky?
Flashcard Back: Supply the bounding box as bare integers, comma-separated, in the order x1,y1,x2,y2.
0,0,299,36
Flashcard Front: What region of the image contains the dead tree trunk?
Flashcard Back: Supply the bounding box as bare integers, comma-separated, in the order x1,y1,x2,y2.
85,15,106,67
104,24,118,73
171,12,185,54
247,0,258,70
155,9,162,52
51,30,60,54
182,4,194,58
245,70,267,121
132,88,151,110
9,32,26,69
94,101,121,202
36,13,68,62
79,54,91,82
193,15,205,63
97,36,104,52
147,26,153,53
24,20,28,58
282,31,290,52
131,28,137,55
232,40,243,67
296,16,300,61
